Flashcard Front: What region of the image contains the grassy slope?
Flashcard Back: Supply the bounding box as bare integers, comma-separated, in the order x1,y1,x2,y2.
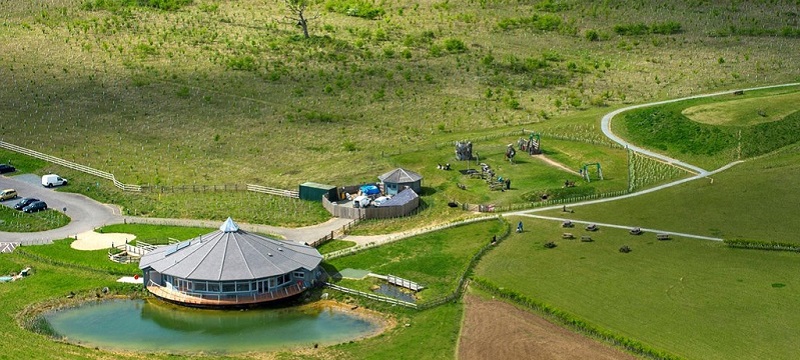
476,218,800,360
327,219,505,300
538,142,800,243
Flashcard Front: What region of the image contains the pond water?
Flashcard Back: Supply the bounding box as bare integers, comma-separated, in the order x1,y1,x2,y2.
43,299,381,354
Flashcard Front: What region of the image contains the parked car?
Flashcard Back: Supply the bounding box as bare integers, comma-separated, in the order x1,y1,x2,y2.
373,196,392,207
0,189,18,201
23,200,47,213
14,197,39,210
41,174,68,188
0,164,15,174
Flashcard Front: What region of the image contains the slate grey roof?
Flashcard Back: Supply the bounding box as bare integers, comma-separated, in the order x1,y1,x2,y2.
378,168,422,183
380,188,418,207
139,218,322,281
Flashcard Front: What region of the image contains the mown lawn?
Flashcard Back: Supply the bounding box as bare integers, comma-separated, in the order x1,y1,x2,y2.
476,217,800,360
97,223,214,245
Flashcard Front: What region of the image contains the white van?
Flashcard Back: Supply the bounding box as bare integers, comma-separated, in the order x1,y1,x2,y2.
353,195,370,208
41,174,68,188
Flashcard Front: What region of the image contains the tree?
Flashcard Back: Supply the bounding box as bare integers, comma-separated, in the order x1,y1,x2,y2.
284,0,317,38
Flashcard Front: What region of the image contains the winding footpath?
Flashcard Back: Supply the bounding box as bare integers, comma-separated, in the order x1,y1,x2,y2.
1,83,798,247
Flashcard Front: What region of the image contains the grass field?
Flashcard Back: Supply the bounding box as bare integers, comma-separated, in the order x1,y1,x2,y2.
0,206,70,232
97,223,214,245
476,217,800,360
327,219,506,301
538,142,800,243
682,91,800,126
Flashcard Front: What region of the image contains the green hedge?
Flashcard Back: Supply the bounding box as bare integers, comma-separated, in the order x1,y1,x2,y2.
724,239,800,252
471,277,683,360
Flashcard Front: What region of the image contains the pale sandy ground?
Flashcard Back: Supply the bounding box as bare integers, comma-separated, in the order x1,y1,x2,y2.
70,231,137,251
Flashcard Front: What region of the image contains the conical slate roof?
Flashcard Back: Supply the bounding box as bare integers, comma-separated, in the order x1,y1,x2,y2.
139,218,322,281
378,168,422,183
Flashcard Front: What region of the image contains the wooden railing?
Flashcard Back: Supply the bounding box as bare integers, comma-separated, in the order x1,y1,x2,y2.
147,281,306,306
246,184,299,198
324,283,417,309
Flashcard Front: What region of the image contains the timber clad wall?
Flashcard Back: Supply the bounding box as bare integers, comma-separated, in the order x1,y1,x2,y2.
322,196,419,219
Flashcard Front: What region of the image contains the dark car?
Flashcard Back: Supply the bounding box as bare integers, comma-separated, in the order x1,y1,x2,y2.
0,164,15,174
14,198,40,210
23,200,47,213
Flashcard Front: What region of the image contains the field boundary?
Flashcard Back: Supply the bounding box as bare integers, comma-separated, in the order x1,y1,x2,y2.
0,141,298,198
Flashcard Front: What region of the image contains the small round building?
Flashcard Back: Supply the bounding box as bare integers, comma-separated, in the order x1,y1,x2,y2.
139,218,323,308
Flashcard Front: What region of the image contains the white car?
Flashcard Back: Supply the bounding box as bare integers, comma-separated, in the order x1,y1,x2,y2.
373,196,391,207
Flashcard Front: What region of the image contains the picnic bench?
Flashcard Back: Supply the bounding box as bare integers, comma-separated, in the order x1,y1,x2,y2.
585,224,599,231
657,233,671,240
562,220,574,228
580,235,593,242
629,227,643,235
562,233,574,239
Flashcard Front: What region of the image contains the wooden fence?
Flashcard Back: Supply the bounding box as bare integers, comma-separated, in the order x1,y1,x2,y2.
324,217,511,311
307,218,360,248
468,189,631,213
0,141,299,198
324,283,418,309
321,195,420,220
246,184,299,198
0,141,143,192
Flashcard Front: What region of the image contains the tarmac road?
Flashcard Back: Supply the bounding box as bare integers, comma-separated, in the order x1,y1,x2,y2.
0,173,123,244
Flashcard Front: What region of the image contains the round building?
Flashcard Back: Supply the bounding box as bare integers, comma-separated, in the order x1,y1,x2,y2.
139,218,323,308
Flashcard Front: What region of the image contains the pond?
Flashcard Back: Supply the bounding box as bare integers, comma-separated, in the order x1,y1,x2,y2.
43,299,383,354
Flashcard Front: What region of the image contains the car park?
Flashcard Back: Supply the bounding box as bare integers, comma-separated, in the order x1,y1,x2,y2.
0,189,18,201
23,200,47,213
14,198,39,210
41,174,68,187
0,164,15,174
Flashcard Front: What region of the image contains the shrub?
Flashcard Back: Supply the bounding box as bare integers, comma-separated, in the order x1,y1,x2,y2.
544,241,557,248
585,29,599,41
651,21,682,35
226,55,256,71
619,245,631,253
613,23,649,35
443,38,467,53
325,0,385,19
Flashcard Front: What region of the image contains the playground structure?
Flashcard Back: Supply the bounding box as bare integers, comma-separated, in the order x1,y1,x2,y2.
505,144,516,163
467,162,510,191
517,133,542,155
580,163,603,182
455,141,474,161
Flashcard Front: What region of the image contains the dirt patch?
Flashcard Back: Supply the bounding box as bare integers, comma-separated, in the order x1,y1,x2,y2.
458,293,636,360
534,155,582,176
70,231,136,251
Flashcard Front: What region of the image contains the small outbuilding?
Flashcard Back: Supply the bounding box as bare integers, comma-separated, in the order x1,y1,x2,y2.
139,218,323,308
299,182,338,202
378,168,423,195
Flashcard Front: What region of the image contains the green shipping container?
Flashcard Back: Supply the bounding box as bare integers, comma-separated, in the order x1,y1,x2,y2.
299,182,338,202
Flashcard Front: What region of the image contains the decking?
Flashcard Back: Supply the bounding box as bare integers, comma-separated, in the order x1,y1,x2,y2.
147,282,307,307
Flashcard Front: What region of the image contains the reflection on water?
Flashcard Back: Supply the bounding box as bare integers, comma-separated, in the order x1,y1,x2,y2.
374,284,417,303
44,299,380,353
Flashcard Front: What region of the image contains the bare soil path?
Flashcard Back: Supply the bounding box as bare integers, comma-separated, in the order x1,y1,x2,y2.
458,293,636,360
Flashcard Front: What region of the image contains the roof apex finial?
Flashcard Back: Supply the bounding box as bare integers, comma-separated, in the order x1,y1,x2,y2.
220,217,239,233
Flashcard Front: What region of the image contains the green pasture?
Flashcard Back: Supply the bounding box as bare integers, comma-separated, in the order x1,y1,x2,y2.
316,239,356,255
0,206,70,232
326,219,506,301
538,142,800,243
476,217,800,360
682,91,800,126
614,86,800,170
97,223,214,245
1,0,798,191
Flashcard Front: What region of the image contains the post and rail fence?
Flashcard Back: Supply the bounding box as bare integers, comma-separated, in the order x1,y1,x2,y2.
0,141,298,198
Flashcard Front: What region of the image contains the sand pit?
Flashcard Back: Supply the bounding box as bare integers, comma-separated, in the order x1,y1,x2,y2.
71,231,137,251
458,293,635,360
